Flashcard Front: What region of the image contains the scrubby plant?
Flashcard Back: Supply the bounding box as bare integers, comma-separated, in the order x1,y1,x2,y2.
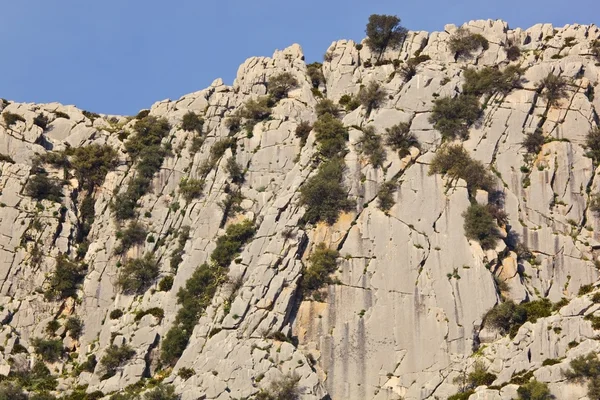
358,81,386,115
69,144,119,191
0,382,27,400
539,73,569,106
179,177,204,202
299,158,354,225
211,220,256,268
313,113,348,158
45,255,87,300
226,157,244,184
315,99,340,118
3,111,25,127
506,45,521,61
484,298,553,337
429,95,482,139
0,153,14,163
218,187,244,223
170,226,190,272
256,374,301,400
116,253,159,295
429,144,494,192
225,114,242,133
32,338,64,362
592,40,600,61
136,109,150,119
143,384,180,400
178,367,195,379
467,360,497,388
65,316,84,339
240,96,272,131
338,94,361,112
385,122,419,157
462,65,524,96
585,127,600,165
14,361,58,392
449,28,489,59
181,112,204,133
463,203,500,249
115,221,147,255
295,121,312,146
523,129,545,154
53,111,70,119
399,54,431,81
100,343,135,378
364,14,408,59
377,181,397,212
158,275,174,292
360,126,386,168
110,309,123,319
307,63,325,88
564,353,600,399
134,307,164,322
25,174,63,203
267,72,299,101
590,193,600,215
302,243,339,297
33,113,49,130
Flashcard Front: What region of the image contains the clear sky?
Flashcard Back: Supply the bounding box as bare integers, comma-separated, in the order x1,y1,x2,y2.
0,0,598,116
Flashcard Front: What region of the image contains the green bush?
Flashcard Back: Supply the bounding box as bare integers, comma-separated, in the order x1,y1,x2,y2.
267,72,299,101
463,203,500,249
539,73,569,106
429,144,494,192
462,65,524,96
0,382,27,400
338,94,361,112
585,127,600,164
360,126,386,168
226,157,244,184
25,174,63,202
307,63,325,88
385,122,419,157
448,391,475,400
110,309,123,319
136,110,150,119
33,113,49,130
484,299,553,337
134,307,164,322
315,99,340,118
225,114,242,133
65,316,84,339
100,344,135,378
358,81,386,115
45,255,87,300
181,112,204,133
399,55,431,81
116,253,159,295
579,284,595,296
116,221,147,254
178,367,195,379
69,144,119,191
240,97,272,129
54,111,70,119
143,384,179,400
564,353,600,399
299,158,354,224
3,111,25,127
313,113,348,158
179,178,204,202
170,226,190,272
211,220,256,268
32,338,64,362
302,243,339,296
256,374,301,400
429,95,482,140
506,45,521,61
517,380,553,400
12,361,58,392
158,275,174,291
523,129,545,154
377,181,397,212
449,28,489,59
364,14,407,59
295,121,312,146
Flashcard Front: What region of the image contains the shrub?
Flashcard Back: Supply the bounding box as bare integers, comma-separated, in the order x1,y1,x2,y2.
0,382,27,400
385,122,419,157
181,112,204,133
338,94,360,112
170,226,190,272
117,253,159,295
564,352,600,398
134,307,164,322
429,144,494,192
299,158,354,225
0,153,14,163
211,220,256,268
54,111,70,119
116,221,147,254
240,96,272,126
226,157,244,184
315,99,340,118
45,255,87,300
592,40,600,61
377,181,397,212
448,391,475,400
143,384,179,400
399,55,431,81
295,121,312,146
463,203,500,249
267,72,299,101
539,73,569,106
429,95,481,140
364,14,408,59
225,114,242,132
449,28,489,59
32,338,64,362
307,63,325,88
15,361,58,392
25,174,63,202
523,129,545,154
484,298,553,337
517,380,553,400
467,360,497,388
358,81,386,115
100,344,135,377
462,66,524,96
136,110,150,119
109,309,123,319
178,367,195,379
33,113,49,130
313,113,348,158
507,45,521,61
158,276,174,291
585,127,600,164
256,374,301,400
302,243,339,296
65,316,84,339
3,111,25,127
69,144,119,191
579,284,595,296
179,178,204,202
360,126,386,168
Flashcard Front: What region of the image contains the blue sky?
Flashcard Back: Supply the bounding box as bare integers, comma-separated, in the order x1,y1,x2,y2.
0,0,597,115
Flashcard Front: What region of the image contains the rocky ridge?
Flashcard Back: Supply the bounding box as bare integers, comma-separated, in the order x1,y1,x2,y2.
0,18,599,400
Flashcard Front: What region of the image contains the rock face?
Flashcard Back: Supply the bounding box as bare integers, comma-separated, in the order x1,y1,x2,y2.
1,19,600,400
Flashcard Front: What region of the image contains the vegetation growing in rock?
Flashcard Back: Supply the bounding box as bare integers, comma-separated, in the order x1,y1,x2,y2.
307,62,325,88
179,177,204,202
255,373,301,400
315,99,340,118
181,112,204,133
100,343,135,379
463,204,500,249
462,65,524,97
65,316,84,339
267,72,298,101
116,253,159,295
25,174,63,203
313,113,348,158
364,14,407,59
170,226,190,272
45,255,87,300
358,81,386,115
143,384,180,400
585,127,600,165
385,122,419,157
115,221,147,254
299,158,354,225
33,113,49,130
225,157,244,184
449,28,489,59
238,96,273,133
429,95,482,139
429,144,494,192
211,220,256,268
0,382,27,400
506,44,522,61
69,145,119,191
377,181,397,212
484,298,553,337
338,94,361,112
360,126,386,168
295,121,312,146
523,129,545,154
564,352,600,399
158,275,174,292
32,338,64,362
399,55,431,81
516,379,553,399
302,243,339,298
3,111,25,127
539,73,569,106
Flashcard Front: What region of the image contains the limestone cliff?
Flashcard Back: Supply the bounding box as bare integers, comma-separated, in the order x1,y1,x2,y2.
1,19,600,400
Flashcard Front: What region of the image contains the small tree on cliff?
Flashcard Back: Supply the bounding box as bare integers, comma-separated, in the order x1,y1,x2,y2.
365,14,408,60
